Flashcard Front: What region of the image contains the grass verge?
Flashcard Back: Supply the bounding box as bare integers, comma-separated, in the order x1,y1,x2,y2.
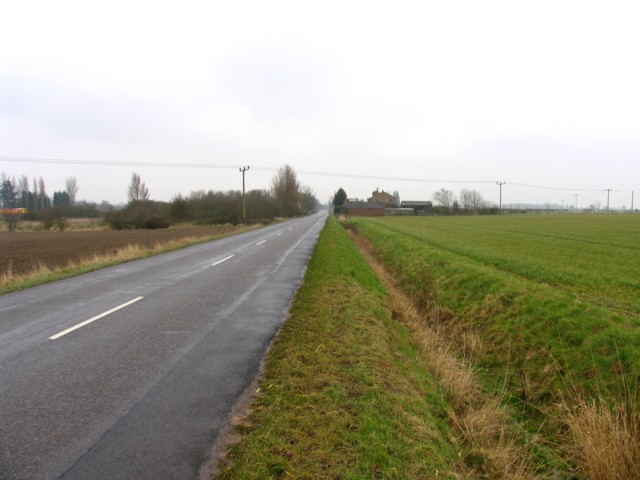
216,217,469,479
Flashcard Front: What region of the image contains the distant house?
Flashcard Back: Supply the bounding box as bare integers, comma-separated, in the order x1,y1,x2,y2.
368,189,397,207
401,200,433,215
345,201,385,217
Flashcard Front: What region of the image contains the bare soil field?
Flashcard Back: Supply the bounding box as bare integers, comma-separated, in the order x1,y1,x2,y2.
0,226,243,276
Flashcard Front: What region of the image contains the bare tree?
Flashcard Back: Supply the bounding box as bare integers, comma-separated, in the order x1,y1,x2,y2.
393,190,401,207
433,188,456,209
271,164,300,217
65,177,80,206
459,188,488,212
299,185,319,213
32,178,39,211
38,177,47,210
18,175,29,207
128,172,150,202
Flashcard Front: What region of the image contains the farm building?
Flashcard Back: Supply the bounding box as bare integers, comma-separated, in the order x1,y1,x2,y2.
367,189,397,207
401,201,433,215
345,201,385,217
385,208,415,216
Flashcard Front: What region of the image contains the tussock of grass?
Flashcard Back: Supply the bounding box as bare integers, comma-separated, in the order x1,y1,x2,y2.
565,397,640,479
216,218,468,478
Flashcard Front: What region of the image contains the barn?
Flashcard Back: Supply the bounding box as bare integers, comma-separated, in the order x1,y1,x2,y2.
345,201,385,217
401,200,433,215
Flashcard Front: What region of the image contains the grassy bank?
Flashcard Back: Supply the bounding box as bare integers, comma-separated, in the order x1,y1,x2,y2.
216,217,470,478
351,215,640,477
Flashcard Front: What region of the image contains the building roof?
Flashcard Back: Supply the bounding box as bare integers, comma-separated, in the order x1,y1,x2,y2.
401,201,433,207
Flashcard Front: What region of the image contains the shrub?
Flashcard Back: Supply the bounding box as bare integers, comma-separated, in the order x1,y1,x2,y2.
2,213,20,232
104,201,171,230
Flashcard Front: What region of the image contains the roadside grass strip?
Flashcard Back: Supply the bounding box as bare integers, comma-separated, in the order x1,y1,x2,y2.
216,217,469,479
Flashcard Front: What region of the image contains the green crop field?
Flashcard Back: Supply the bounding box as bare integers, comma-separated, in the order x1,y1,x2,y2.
362,214,640,319
351,214,640,475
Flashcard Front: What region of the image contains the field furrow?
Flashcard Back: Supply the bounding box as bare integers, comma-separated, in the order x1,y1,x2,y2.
364,215,640,317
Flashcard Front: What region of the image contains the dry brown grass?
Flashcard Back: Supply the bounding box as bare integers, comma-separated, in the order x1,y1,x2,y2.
347,228,543,479
1,236,209,292
565,398,640,480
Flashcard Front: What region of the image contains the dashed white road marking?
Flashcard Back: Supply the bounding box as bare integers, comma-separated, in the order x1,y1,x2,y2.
49,296,144,340
212,255,234,266
256,240,266,246
276,232,282,236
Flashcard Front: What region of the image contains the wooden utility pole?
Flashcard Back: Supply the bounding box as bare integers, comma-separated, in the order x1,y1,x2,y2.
496,181,506,212
239,166,249,222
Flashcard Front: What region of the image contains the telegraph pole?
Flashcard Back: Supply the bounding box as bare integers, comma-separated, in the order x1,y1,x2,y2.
632,191,635,212
605,188,612,213
574,193,578,212
239,166,249,222
496,181,506,212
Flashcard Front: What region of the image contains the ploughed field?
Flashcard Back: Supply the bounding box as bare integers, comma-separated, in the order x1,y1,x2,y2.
0,226,241,276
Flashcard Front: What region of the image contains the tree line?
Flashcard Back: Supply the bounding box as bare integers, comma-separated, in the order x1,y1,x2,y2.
0,173,83,212
432,187,498,214
332,186,499,215
106,166,319,229
2,164,319,231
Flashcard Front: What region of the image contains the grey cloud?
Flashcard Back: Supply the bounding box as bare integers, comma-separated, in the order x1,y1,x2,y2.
218,46,337,124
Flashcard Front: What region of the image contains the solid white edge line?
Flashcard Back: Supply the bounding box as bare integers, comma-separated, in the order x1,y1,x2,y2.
212,254,234,266
49,296,144,340
256,240,266,245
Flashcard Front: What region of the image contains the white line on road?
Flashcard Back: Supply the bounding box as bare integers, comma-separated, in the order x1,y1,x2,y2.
212,254,234,266
256,240,266,245
49,296,144,340
276,232,282,236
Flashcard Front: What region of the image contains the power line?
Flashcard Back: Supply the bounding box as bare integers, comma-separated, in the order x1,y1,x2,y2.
0,155,496,184
509,181,604,192
296,168,494,184
1,155,634,194
0,156,275,171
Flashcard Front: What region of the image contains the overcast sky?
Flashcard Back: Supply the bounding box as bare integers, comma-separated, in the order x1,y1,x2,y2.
1,0,639,209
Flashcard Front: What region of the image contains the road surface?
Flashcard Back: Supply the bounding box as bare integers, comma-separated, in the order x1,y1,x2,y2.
0,213,326,479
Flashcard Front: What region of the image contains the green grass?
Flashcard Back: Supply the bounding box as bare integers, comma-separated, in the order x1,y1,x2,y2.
217,217,468,479
364,215,640,318
350,215,640,432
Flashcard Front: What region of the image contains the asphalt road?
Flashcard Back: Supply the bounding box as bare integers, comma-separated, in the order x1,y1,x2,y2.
0,213,326,480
